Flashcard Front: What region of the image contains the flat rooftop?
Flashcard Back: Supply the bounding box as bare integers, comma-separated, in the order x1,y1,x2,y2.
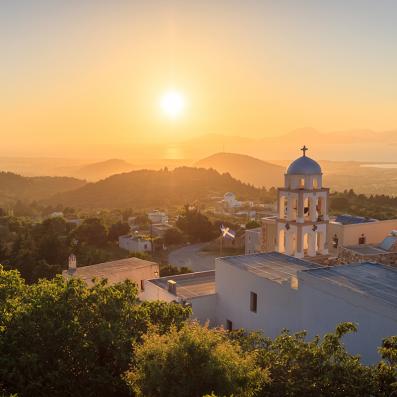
150,271,215,299
303,262,397,308
333,214,377,225
345,245,389,255
63,257,158,285
219,252,323,284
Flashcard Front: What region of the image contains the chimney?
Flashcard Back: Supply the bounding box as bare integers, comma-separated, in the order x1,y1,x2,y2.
68,254,77,270
167,280,177,295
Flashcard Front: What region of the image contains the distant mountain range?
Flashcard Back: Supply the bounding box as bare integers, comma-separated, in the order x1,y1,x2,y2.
196,152,284,188
72,159,135,181
48,167,263,209
0,172,86,206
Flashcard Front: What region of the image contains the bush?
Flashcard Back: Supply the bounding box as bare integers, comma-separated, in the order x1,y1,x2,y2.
126,322,268,397
0,266,191,397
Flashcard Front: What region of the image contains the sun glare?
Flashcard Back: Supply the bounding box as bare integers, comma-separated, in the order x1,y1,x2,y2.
160,90,185,119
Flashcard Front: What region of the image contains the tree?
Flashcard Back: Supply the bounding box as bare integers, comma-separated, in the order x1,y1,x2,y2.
176,206,216,243
232,323,375,397
245,220,261,229
163,227,184,245
126,322,268,397
74,218,108,247
108,222,130,241
0,266,191,397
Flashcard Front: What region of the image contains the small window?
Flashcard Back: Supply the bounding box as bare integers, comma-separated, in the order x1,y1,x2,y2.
140,280,144,291
226,319,233,331
144,244,148,249
300,178,305,189
250,292,257,313
358,234,366,245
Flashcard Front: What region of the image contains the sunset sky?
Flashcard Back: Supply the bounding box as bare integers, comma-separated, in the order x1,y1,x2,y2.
2,1,397,157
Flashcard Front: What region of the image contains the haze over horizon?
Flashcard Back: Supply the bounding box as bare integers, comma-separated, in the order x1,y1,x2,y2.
2,1,397,159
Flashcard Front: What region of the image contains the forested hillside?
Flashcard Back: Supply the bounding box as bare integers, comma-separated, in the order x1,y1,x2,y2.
196,152,284,188
0,172,86,206
49,167,270,209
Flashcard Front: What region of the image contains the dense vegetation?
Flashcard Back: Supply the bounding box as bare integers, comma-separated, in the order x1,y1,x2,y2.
0,216,131,283
330,189,397,219
48,167,273,209
0,171,85,207
1,267,397,397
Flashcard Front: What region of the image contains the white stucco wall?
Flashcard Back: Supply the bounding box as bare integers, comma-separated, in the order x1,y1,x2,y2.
328,219,397,254
245,228,262,254
142,280,217,324
215,257,397,364
298,271,397,364
215,258,303,337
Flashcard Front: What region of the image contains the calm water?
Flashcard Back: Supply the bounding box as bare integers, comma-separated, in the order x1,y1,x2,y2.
361,164,397,169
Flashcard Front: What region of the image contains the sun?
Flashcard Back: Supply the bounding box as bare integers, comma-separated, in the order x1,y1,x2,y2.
160,90,185,119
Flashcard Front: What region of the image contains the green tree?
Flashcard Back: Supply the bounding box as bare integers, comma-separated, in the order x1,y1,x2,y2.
232,323,375,397
176,206,216,243
126,322,268,397
245,220,261,229
163,227,184,245
108,221,130,241
74,218,108,247
0,266,191,397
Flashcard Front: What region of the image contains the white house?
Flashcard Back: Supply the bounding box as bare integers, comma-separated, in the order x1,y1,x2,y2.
142,271,216,324
118,234,152,253
143,251,397,364
223,192,241,209
245,227,262,254
62,254,159,298
328,215,397,255
148,210,168,224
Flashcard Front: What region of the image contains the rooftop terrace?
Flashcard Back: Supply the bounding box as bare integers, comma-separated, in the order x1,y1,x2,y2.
150,271,215,299
303,262,397,308
218,252,323,284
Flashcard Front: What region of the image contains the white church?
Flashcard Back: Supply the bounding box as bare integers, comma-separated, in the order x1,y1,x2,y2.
143,148,397,364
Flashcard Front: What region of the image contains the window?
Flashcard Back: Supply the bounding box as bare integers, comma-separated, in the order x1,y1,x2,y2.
140,280,144,291
226,319,233,331
358,234,366,245
250,292,257,313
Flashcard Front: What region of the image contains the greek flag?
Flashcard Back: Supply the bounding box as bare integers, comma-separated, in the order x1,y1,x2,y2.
220,224,236,240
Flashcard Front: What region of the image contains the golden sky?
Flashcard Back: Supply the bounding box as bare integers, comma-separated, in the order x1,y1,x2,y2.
1,1,397,156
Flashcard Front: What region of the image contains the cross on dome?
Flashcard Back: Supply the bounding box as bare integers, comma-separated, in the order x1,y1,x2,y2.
301,145,308,157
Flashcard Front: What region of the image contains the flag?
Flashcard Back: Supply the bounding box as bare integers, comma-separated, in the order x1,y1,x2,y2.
220,224,236,240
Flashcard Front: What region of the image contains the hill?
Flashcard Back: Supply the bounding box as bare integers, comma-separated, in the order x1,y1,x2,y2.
0,172,86,206
49,167,265,209
196,152,284,188
73,159,135,181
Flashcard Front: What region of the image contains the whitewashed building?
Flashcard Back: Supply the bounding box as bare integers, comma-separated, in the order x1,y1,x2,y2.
148,210,168,224
62,255,159,297
223,192,241,209
118,234,152,253
245,227,262,254
143,251,397,364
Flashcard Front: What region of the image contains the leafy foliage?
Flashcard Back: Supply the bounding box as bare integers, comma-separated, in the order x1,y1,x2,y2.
126,322,268,397
163,227,184,245
0,266,191,397
330,189,397,220
176,206,217,243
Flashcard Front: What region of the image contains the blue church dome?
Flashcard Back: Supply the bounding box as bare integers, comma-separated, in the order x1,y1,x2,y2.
287,155,322,175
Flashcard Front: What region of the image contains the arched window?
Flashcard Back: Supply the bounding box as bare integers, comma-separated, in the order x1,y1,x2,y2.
313,178,318,189
300,178,305,189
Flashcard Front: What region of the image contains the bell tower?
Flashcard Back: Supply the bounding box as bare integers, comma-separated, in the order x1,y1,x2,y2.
276,146,329,258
